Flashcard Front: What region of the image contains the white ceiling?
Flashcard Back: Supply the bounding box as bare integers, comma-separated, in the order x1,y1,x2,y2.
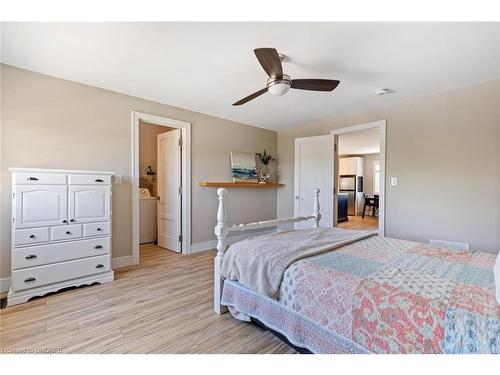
1,23,499,131
338,128,380,155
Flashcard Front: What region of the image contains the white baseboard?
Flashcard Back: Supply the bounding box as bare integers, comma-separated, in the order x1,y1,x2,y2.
190,240,217,253
112,255,134,269
191,228,276,254
0,277,11,293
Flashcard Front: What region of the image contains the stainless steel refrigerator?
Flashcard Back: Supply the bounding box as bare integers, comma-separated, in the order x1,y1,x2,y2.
339,175,363,216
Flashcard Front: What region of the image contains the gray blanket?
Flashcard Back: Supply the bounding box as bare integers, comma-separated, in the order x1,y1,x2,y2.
220,227,377,298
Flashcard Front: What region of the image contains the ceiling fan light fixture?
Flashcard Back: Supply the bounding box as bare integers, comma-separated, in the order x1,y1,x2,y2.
232,48,340,105
267,74,291,96
268,82,290,96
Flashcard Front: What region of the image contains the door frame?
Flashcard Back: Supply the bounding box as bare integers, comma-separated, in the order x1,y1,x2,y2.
131,111,191,264
330,120,386,236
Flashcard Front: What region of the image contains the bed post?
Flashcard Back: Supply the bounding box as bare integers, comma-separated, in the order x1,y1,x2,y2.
214,188,229,314
313,188,321,228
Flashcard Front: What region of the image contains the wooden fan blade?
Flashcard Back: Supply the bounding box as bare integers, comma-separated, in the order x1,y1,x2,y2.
291,79,340,91
232,88,268,106
254,48,283,79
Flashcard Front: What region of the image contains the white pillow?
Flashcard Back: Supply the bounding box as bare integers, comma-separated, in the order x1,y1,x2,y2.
495,250,500,306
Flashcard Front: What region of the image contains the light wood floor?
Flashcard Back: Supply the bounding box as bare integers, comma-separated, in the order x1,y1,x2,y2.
0,244,296,354
337,215,378,231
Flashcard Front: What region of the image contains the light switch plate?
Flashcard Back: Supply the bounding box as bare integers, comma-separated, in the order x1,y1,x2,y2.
391,177,398,186
114,174,123,184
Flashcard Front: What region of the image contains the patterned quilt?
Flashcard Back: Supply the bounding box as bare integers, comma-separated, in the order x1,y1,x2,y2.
223,235,500,353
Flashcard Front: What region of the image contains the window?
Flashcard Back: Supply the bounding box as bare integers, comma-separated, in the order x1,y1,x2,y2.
373,161,380,194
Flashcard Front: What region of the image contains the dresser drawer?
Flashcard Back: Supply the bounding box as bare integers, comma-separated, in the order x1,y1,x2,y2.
12,237,111,270
51,224,83,241
83,222,110,237
11,254,111,292
13,172,67,185
68,174,111,185
14,227,50,246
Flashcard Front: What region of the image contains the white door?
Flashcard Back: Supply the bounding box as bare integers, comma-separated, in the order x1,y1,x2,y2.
294,135,335,229
157,129,182,253
69,186,110,224
14,185,68,228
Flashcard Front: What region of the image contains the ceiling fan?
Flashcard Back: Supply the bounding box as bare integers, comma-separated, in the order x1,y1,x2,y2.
233,48,340,106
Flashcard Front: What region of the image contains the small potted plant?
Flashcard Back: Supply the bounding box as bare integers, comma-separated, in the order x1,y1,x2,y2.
256,150,273,183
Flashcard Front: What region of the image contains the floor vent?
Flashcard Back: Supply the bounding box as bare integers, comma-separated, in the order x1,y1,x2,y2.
430,239,470,252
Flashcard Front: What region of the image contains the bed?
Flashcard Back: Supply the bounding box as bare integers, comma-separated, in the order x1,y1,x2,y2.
213,188,500,354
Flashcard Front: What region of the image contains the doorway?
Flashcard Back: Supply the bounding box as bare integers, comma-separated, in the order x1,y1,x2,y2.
293,120,385,236
132,112,191,264
331,120,386,235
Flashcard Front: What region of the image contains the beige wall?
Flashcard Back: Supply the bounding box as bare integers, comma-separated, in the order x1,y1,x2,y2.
278,80,500,254
0,65,278,279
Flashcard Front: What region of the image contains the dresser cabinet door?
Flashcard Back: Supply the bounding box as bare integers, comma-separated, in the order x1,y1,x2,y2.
14,185,68,229
69,186,110,223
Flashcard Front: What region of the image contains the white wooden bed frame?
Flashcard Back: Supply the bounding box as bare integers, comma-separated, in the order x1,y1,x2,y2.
214,187,321,314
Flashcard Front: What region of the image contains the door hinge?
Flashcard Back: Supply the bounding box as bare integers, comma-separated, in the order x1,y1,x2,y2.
12,192,15,199
334,143,337,151
178,186,182,195
178,234,183,243
12,217,15,223
178,138,183,147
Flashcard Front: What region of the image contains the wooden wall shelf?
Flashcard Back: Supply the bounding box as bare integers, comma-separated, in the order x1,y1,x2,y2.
199,181,284,188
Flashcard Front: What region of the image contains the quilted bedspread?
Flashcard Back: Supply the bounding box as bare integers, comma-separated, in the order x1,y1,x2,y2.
277,236,500,353
223,234,500,353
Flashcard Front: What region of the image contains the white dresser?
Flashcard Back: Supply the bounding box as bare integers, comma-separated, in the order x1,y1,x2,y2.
7,168,115,306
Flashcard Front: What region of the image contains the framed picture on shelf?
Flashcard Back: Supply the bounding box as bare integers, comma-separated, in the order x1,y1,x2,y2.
230,152,258,183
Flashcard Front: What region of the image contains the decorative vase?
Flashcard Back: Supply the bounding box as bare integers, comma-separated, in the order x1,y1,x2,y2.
258,165,271,183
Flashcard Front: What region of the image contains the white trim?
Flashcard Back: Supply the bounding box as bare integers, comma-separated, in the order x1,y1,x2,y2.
131,111,192,265
8,167,115,175
330,120,386,135
191,229,278,254
0,277,11,293
330,120,387,236
112,255,134,269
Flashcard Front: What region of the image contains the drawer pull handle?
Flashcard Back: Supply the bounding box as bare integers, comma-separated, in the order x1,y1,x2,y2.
25,255,37,260
95,264,104,269
95,179,104,183
62,220,67,223
94,245,103,249
70,219,75,222
29,234,36,238
27,177,39,181
24,277,36,283
97,228,102,231
66,231,72,235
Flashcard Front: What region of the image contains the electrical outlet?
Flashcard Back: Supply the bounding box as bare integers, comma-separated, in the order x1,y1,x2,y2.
391,177,398,186
114,174,122,184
